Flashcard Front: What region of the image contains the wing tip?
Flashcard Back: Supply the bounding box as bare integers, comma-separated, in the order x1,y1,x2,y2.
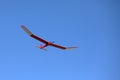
65,47,78,50
21,25,33,36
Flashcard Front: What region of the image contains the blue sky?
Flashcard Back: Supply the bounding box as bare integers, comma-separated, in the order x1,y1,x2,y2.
0,0,119,80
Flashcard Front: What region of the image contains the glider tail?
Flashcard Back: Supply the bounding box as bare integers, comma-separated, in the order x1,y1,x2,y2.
21,25,32,36
35,45,47,51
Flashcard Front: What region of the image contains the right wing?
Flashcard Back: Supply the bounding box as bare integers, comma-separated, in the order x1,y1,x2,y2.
21,25,48,44
50,43,77,50
50,43,67,50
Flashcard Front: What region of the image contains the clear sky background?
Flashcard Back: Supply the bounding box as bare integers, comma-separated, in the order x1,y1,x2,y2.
0,0,119,80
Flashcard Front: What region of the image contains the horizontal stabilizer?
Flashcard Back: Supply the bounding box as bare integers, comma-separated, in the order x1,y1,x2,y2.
21,25,32,36
35,46,47,50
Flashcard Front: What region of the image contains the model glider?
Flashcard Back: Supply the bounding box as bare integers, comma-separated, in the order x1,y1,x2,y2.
21,25,77,50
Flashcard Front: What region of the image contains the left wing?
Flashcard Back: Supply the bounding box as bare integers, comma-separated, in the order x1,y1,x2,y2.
21,25,48,44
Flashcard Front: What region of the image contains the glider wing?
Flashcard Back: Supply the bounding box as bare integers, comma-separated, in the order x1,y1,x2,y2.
21,25,48,44
50,43,67,49
50,43,77,50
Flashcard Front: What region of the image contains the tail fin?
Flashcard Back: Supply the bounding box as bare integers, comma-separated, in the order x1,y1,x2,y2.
21,25,32,36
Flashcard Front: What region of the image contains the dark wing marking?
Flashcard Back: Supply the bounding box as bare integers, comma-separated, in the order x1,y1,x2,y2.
50,43,67,50
50,43,78,50
21,25,48,44
30,34,48,44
